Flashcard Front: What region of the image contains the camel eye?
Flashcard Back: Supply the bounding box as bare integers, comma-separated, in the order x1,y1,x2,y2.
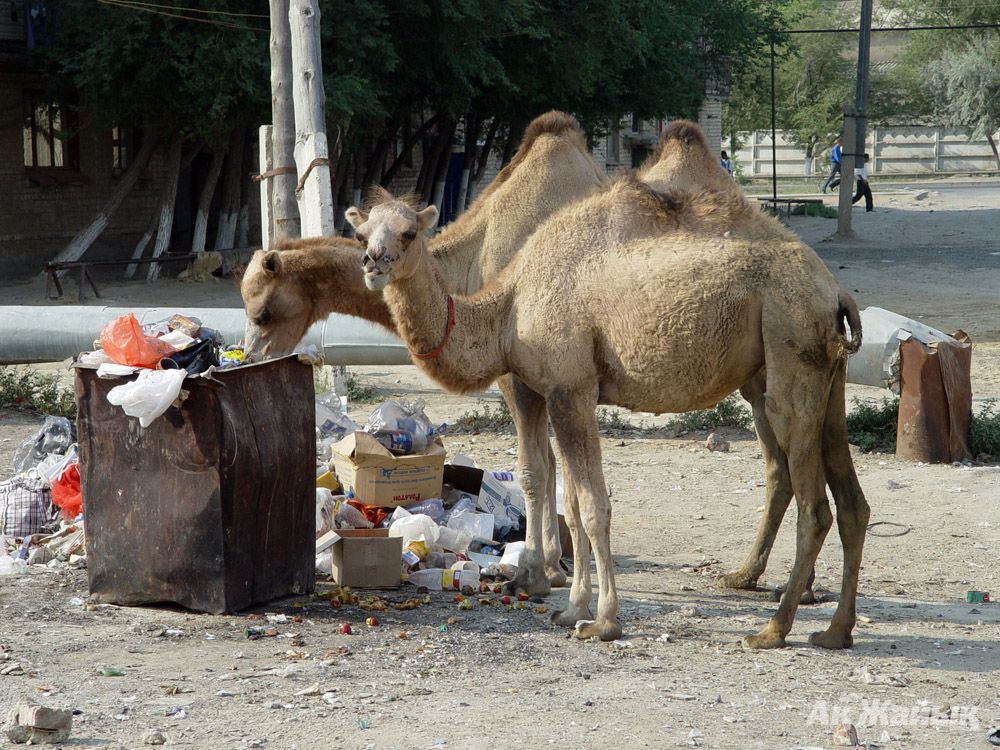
253,308,272,326
403,230,417,243
355,232,367,247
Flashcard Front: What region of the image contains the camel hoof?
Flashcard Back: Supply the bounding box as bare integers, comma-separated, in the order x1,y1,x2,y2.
742,629,787,650
573,619,623,642
501,574,551,599
717,570,758,591
550,607,593,628
809,628,854,650
770,587,818,605
546,568,568,588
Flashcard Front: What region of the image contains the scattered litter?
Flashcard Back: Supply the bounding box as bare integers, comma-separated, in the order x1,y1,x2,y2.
866,522,912,537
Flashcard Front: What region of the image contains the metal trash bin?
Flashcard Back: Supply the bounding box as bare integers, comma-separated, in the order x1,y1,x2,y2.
75,356,315,613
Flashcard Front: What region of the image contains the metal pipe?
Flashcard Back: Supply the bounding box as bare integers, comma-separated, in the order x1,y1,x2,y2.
0,306,410,366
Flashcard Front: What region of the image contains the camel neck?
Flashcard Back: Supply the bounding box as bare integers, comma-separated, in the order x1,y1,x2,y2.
428,209,489,294
385,240,509,394
299,245,396,333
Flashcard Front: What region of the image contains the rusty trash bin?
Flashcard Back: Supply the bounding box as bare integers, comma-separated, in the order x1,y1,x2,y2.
75,356,315,614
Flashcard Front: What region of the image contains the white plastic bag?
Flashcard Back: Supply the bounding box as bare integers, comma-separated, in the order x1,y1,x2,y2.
447,509,495,542
106,368,187,427
388,512,440,547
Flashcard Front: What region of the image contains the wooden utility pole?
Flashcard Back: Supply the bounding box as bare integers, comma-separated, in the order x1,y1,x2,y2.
288,0,334,236
268,0,300,244
836,0,873,238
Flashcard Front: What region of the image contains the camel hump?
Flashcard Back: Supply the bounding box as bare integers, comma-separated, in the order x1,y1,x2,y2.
653,119,710,162
837,290,863,354
519,111,586,151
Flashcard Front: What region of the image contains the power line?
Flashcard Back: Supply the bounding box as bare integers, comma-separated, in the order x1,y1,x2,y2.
96,0,268,33
100,0,269,19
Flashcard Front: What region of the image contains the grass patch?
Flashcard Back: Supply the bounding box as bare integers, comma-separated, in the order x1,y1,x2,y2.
846,397,898,453
791,202,838,218
345,374,380,404
454,400,513,432
970,399,1000,458
0,367,76,418
669,395,754,433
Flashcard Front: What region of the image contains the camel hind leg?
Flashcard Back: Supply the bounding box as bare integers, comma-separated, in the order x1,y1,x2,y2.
743,346,835,649
550,462,594,627
810,360,870,649
719,371,816,604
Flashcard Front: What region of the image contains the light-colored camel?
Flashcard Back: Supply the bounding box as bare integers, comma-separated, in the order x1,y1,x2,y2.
346,175,869,648
243,111,608,590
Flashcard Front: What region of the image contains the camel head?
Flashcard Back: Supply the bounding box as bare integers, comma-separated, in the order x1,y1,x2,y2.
346,188,438,291
240,248,315,359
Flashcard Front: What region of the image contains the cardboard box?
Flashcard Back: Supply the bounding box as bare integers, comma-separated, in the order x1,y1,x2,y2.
328,529,402,589
477,470,526,527
330,432,445,507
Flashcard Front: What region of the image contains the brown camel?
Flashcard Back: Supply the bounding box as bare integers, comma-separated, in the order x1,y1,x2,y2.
345,176,869,648
242,111,608,591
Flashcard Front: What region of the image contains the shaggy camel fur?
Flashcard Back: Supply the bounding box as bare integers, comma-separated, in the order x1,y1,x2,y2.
346,177,869,648
242,111,607,590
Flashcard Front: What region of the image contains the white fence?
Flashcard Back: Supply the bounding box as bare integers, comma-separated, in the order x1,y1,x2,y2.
727,126,1000,177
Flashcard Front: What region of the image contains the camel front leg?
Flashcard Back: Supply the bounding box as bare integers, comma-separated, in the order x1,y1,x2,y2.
550,462,593,627
811,363,870,649
500,376,560,597
547,388,622,642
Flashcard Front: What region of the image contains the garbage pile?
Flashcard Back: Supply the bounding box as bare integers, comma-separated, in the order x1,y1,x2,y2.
1,417,84,576
314,397,531,591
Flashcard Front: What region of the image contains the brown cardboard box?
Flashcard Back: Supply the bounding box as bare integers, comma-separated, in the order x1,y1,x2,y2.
328,529,402,589
330,432,445,507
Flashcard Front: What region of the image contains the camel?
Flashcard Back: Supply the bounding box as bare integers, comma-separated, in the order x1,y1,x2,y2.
243,111,608,591
345,175,869,649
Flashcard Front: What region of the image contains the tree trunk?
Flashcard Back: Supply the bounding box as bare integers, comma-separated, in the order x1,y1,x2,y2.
258,125,274,249
48,132,159,266
332,133,351,232
380,113,440,188
428,119,456,215
123,209,160,279
146,135,184,281
467,116,500,207
270,0,301,240
988,132,1000,171
236,137,253,247
289,0,335,235
214,128,246,251
191,143,228,253
455,111,479,215
418,119,453,204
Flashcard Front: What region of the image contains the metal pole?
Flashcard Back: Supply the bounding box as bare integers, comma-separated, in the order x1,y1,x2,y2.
770,37,778,202
836,0,873,238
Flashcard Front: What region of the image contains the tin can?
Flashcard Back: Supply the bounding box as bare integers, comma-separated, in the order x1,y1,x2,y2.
966,591,990,604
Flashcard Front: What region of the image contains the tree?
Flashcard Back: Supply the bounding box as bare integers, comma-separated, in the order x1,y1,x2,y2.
925,36,1000,169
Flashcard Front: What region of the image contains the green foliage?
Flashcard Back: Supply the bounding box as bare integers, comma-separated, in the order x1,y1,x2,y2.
790,202,837,218
0,368,76,418
846,397,898,454
925,36,1000,141
345,375,380,405
969,400,1000,458
36,0,269,139
670,395,754,432
454,400,513,432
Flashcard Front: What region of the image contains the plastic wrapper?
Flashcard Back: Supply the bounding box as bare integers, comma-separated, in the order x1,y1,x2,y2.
12,416,76,473
387,509,440,547
364,399,440,455
99,313,177,368
447,509,495,542
106,368,187,427
50,458,82,520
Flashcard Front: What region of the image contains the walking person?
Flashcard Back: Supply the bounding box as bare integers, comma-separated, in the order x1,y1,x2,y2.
852,153,874,212
820,136,843,193
720,150,733,176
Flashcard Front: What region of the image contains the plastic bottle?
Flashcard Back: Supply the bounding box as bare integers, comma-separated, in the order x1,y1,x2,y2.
372,429,424,455
406,567,480,591
401,497,444,522
424,551,460,569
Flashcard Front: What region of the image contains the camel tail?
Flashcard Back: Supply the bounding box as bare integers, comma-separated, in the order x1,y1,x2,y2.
837,290,863,355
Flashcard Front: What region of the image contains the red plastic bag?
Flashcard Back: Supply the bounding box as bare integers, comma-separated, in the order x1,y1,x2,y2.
99,313,176,368
50,460,83,520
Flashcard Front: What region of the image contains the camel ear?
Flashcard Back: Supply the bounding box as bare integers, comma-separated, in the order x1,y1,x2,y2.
261,249,282,276
416,204,439,231
345,207,368,228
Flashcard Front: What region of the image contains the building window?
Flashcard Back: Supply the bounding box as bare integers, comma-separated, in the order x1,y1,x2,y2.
112,126,141,175
22,91,79,170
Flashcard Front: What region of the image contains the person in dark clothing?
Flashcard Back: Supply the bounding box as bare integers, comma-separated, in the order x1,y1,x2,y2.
820,137,843,193
852,153,873,212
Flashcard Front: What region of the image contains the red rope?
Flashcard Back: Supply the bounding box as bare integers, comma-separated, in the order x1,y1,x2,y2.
411,295,456,360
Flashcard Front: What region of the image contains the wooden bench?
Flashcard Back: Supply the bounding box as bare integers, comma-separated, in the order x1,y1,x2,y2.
755,197,825,219
44,248,256,302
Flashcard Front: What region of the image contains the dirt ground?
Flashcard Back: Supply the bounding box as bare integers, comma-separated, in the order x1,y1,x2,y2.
1,178,999,749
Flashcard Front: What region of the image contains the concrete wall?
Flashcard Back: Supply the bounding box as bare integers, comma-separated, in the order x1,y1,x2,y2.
726,126,1000,178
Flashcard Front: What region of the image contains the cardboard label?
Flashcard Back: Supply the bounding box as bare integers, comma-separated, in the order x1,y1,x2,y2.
477,470,526,527
330,432,446,507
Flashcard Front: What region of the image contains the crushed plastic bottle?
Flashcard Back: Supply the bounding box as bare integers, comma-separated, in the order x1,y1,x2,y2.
406,567,480,591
